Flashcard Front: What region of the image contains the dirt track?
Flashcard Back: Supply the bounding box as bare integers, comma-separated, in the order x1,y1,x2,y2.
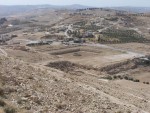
0,47,7,56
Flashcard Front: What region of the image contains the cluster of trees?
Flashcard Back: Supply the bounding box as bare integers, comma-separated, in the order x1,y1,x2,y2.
74,21,103,31
76,8,111,12
67,30,81,38
98,36,120,43
0,18,7,25
104,75,149,85
0,34,13,43
0,27,21,34
41,35,65,40
101,29,145,43
104,75,140,83
70,13,93,16
80,25,103,31
67,29,94,38
105,17,119,21
74,21,86,27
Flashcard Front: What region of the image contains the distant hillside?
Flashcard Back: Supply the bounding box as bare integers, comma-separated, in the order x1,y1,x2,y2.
0,5,37,17
62,4,92,9
109,7,150,13
0,4,91,17
1,5,150,17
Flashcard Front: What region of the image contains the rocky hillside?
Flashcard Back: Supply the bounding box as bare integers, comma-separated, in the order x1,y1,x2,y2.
0,56,150,113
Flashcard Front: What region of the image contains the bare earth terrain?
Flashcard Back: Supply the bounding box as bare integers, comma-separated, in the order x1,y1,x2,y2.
0,6,150,113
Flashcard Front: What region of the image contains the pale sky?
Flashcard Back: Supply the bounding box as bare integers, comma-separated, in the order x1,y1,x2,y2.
0,0,150,7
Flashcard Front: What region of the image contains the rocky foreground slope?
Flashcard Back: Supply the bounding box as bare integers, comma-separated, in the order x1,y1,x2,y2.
0,56,150,113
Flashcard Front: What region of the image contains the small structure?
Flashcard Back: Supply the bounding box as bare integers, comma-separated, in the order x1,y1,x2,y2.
11,34,18,38
45,32,50,36
136,57,150,65
74,38,85,43
26,40,52,46
83,31,94,38
8,24,13,27
64,37,74,42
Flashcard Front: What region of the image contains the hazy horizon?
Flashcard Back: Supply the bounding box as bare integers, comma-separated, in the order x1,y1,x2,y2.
0,0,150,7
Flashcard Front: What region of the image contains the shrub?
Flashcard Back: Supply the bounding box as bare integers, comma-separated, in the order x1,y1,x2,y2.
146,82,149,84
56,104,66,110
4,106,16,113
106,76,113,80
124,76,129,80
17,98,22,105
128,77,134,81
0,99,6,106
0,88,4,96
119,76,123,79
113,75,117,79
28,76,34,80
117,75,120,78
115,75,123,80
134,79,140,82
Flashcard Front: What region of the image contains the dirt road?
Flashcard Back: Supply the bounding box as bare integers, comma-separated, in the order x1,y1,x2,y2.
0,47,7,57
